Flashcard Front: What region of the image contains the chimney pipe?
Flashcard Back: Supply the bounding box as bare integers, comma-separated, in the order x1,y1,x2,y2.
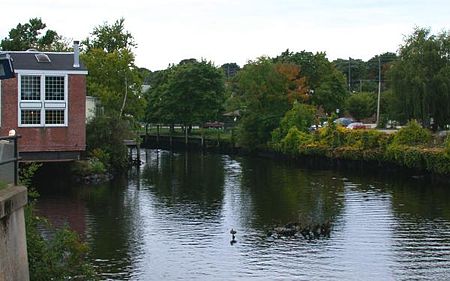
73,41,80,68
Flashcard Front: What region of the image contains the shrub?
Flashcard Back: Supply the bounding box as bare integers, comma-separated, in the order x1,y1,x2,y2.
279,103,316,134
20,163,97,280
319,123,347,148
86,115,130,171
392,120,432,146
445,135,450,156
279,127,313,154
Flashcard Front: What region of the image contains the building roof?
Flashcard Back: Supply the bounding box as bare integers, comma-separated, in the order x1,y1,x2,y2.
6,51,87,72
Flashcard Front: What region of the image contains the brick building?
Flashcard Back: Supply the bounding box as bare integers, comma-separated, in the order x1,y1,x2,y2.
0,42,88,161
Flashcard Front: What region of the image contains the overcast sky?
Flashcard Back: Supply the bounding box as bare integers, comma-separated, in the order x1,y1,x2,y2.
1,0,449,70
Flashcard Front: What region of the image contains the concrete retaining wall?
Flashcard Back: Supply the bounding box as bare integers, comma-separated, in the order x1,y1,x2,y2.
0,185,29,281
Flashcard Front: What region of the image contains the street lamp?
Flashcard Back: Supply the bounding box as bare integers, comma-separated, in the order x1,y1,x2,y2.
0,53,14,80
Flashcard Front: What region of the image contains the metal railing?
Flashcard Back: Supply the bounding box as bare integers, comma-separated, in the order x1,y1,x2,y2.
0,135,21,186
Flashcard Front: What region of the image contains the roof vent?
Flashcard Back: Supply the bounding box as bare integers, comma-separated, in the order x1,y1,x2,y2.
26,49,38,52
35,53,51,63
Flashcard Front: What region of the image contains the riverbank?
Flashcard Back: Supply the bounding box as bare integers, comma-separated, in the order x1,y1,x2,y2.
142,122,450,183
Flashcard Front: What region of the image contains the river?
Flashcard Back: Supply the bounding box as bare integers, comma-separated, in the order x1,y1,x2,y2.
35,149,450,280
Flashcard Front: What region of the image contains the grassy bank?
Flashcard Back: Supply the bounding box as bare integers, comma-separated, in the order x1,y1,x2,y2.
270,121,450,176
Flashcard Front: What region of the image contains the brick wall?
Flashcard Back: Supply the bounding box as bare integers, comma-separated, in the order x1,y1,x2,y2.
0,75,86,153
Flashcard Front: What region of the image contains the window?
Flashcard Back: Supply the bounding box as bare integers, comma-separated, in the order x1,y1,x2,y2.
21,76,40,100
19,74,68,127
21,110,41,125
45,76,64,100
45,110,65,125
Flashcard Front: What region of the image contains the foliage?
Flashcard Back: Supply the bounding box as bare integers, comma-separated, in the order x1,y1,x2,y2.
81,18,145,120
83,18,136,53
26,219,97,281
19,162,42,188
272,102,316,143
1,18,69,51
86,114,130,171
71,158,107,176
20,163,97,280
0,180,7,190
277,127,314,155
445,135,450,156
145,59,225,127
392,120,432,146
220,62,241,79
333,53,397,93
318,122,348,148
235,58,306,149
345,92,375,121
274,50,348,113
270,116,450,174
389,27,450,128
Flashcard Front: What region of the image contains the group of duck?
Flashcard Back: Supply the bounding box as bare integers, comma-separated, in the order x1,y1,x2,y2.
228,221,331,245
267,221,332,240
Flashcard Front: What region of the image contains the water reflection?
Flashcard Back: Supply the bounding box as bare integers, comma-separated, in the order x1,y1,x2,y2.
34,150,450,280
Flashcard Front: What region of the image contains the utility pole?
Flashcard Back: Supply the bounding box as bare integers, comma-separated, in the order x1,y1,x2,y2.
348,57,351,92
376,57,381,127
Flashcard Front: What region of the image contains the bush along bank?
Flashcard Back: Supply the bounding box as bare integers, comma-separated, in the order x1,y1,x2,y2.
270,120,450,177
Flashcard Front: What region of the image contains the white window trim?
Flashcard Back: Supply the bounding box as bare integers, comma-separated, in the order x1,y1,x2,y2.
18,73,69,127
0,80,2,127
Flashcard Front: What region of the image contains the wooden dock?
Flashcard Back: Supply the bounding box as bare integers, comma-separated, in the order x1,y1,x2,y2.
123,139,141,165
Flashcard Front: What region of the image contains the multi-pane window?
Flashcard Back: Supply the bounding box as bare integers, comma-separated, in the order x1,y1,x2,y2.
21,110,41,125
19,74,67,127
45,76,65,100
45,110,65,125
21,76,41,100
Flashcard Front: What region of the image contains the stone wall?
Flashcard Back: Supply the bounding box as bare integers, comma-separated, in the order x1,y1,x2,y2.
0,185,29,281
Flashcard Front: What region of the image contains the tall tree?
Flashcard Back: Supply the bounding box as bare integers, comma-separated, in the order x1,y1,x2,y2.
1,18,69,51
389,27,450,127
145,59,225,127
274,50,348,114
81,18,145,120
220,63,241,79
345,92,375,121
235,58,307,149
83,18,135,53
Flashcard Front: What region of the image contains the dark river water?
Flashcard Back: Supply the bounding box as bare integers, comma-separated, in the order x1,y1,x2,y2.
35,149,450,280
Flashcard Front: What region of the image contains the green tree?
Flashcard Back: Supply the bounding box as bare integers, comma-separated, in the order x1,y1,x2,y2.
220,62,241,79
145,59,225,128
345,92,375,121
1,18,69,51
272,102,316,143
81,18,145,120
389,27,450,128
83,18,136,53
236,58,306,149
86,114,130,171
333,57,367,92
274,50,348,114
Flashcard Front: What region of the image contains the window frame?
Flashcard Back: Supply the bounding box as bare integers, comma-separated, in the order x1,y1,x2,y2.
18,73,68,127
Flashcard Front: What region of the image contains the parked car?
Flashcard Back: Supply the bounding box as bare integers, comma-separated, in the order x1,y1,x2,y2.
346,122,366,130
334,117,354,127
